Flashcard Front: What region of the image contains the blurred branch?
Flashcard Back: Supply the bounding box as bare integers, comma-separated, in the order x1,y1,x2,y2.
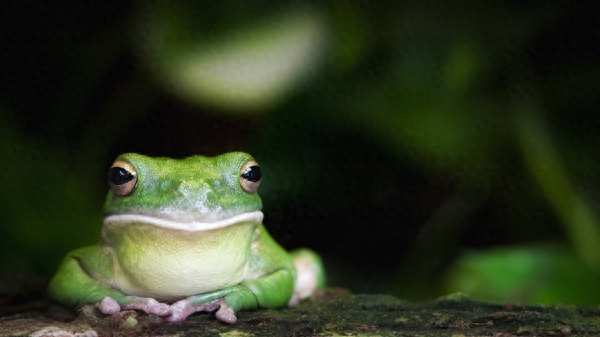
391,192,483,300
515,106,600,266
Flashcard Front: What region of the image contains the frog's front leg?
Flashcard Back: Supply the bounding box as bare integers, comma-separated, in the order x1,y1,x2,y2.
48,246,172,317
165,268,294,324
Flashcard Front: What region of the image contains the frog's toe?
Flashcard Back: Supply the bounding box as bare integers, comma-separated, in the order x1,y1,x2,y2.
121,297,172,316
96,296,120,315
144,301,172,316
164,300,191,323
215,300,237,324
164,298,221,323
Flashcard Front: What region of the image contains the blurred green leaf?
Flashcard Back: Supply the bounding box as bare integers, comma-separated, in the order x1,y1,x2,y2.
136,3,329,111
442,245,600,306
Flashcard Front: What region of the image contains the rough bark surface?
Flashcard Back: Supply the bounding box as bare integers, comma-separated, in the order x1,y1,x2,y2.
2,289,600,336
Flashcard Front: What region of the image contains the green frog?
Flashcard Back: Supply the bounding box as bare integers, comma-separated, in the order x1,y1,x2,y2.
48,152,325,323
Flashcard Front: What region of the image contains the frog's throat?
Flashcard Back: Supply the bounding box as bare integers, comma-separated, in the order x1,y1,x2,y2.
103,211,263,232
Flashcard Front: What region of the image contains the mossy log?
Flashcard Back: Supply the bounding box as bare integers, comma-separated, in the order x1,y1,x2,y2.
2,289,600,336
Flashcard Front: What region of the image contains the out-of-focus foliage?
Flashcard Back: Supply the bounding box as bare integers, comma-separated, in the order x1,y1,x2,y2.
136,3,329,111
442,245,600,306
0,107,99,275
1,1,600,306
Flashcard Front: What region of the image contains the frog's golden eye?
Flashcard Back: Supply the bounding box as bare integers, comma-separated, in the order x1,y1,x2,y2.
239,159,261,194
108,159,137,196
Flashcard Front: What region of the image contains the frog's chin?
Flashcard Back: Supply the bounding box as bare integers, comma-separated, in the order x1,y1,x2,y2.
103,211,263,232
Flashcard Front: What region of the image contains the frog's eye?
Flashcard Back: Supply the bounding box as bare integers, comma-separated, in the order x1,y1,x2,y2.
108,159,137,196
239,160,261,194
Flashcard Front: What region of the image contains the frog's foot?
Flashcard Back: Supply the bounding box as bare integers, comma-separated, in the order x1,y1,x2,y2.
96,296,172,317
164,298,237,324
215,300,237,324
96,297,121,315
288,251,321,306
163,298,221,323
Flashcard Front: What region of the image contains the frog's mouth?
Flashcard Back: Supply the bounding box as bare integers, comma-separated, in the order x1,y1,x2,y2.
103,211,263,232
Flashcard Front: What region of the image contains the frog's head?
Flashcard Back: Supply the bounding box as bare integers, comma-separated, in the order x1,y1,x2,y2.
103,152,263,231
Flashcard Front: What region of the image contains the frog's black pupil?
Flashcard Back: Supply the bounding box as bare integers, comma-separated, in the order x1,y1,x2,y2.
109,167,134,185
242,166,261,182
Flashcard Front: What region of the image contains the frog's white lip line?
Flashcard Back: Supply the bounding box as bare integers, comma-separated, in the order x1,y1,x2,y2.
103,211,264,232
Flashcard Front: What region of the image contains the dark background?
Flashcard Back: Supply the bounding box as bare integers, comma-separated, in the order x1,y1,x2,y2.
2,1,600,304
